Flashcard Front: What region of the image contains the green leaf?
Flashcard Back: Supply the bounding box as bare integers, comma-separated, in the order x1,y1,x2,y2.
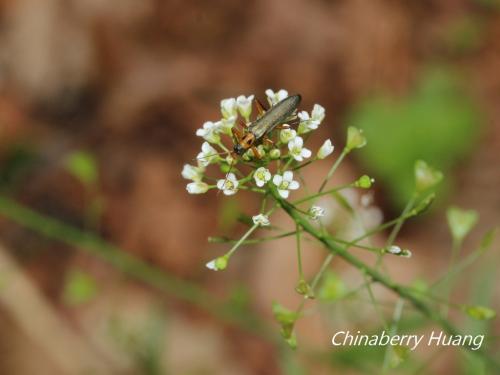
463,305,496,320
478,227,497,253
64,151,98,186
317,271,346,302
63,269,98,306
447,206,478,243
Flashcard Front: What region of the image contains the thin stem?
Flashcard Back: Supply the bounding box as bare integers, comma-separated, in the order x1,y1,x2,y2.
292,183,353,205
382,299,405,373
225,206,276,258
0,196,271,336
311,253,335,289
318,149,347,193
209,229,301,245
296,224,305,280
292,160,314,171
269,186,500,370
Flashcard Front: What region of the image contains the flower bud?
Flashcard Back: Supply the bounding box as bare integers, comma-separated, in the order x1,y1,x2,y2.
317,139,334,159
346,126,367,152
415,160,443,193
269,149,281,159
354,175,374,189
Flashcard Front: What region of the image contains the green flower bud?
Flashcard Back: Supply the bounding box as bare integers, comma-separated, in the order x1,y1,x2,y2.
415,160,443,193
354,175,374,189
463,305,496,320
346,126,367,152
295,279,315,299
446,206,478,244
269,148,281,159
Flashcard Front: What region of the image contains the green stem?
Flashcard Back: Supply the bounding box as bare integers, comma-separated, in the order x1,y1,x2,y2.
318,148,347,193
0,196,270,336
292,183,352,205
269,186,500,370
296,224,304,279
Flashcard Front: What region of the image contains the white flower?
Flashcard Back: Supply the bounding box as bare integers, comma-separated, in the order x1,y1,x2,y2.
219,117,235,136
221,98,237,119
182,164,204,182
206,256,228,271
288,136,312,162
311,104,325,123
265,89,288,106
253,167,271,187
196,121,221,144
186,181,209,194
252,214,270,226
236,95,254,121
280,128,297,143
317,139,334,159
309,206,325,220
216,173,239,195
206,260,217,270
273,171,300,199
297,104,325,134
197,142,219,167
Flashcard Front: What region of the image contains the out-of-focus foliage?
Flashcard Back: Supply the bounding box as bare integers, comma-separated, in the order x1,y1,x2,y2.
64,151,98,187
0,144,39,191
63,269,98,306
349,69,481,209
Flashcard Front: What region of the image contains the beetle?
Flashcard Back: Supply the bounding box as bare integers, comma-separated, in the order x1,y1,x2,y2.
232,94,302,159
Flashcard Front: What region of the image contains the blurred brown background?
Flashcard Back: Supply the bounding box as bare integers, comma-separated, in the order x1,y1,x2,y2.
0,0,499,374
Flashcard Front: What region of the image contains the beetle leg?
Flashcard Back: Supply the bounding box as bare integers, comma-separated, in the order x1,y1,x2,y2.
251,146,262,159
237,118,248,129
231,126,243,141
275,123,291,130
263,136,274,146
255,98,267,117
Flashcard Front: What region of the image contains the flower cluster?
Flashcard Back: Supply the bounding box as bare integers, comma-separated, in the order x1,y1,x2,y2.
182,89,332,202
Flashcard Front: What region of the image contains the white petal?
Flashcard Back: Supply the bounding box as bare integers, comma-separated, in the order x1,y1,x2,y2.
317,139,334,159
288,180,300,190
256,179,264,187
295,136,304,148
273,175,283,186
278,189,289,199
298,111,310,121
186,182,208,194
283,171,293,182
312,104,325,122
206,260,217,270
301,148,312,158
